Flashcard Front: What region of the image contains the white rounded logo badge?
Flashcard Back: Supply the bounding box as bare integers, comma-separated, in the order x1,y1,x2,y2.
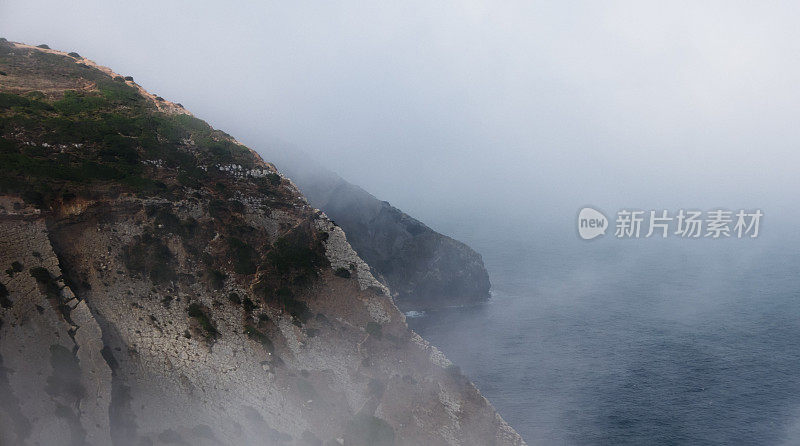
578,207,608,240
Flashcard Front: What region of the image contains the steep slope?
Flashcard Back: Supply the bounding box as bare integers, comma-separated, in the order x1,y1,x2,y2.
261,148,491,311
0,40,524,445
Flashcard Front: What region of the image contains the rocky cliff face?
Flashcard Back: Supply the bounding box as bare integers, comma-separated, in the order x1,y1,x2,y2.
261,150,491,311
0,40,523,445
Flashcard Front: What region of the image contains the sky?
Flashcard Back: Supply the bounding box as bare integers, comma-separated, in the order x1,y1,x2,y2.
5,4,800,441
2,1,799,238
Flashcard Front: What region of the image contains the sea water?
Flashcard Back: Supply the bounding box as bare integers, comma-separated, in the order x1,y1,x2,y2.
408,231,800,445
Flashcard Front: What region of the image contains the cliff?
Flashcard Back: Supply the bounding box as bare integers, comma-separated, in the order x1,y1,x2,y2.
0,40,524,445
261,149,491,311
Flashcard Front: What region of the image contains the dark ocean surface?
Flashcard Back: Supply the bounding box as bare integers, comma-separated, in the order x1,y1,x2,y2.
408,233,800,445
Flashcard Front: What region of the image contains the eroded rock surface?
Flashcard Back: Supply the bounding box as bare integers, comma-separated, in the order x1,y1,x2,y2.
0,40,524,445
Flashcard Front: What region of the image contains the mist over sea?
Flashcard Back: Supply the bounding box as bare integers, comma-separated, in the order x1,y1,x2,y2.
408,226,800,445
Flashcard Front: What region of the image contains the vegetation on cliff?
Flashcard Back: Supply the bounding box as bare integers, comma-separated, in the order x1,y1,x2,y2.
0,39,329,325
0,39,259,209
0,40,526,445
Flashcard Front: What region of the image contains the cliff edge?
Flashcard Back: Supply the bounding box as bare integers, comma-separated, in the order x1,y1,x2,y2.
0,40,524,445
261,149,491,311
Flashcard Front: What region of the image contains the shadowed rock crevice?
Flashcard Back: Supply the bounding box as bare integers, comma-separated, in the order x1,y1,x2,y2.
49,223,140,446
46,344,88,446
0,352,33,442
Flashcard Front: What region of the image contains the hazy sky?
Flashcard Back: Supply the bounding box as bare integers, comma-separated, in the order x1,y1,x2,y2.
3,1,799,235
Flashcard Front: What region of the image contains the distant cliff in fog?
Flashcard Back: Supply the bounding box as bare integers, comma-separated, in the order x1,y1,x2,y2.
262,148,491,311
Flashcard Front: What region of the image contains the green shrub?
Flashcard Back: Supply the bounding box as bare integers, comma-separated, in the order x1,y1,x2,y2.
121,233,175,284
0,282,11,308
209,269,227,289
266,172,281,186
207,199,229,219
266,229,325,282
22,145,48,157
25,91,46,100
5,261,23,277
334,267,351,278
36,44,50,49
67,52,81,58
0,92,50,110
29,266,52,283
244,324,274,353
99,141,139,165
21,189,44,207
227,237,257,275
53,91,107,115
276,287,311,324
186,303,218,339
242,296,257,313
99,81,140,103
176,169,203,189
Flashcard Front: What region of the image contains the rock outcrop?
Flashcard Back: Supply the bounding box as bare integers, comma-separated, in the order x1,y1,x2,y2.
261,149,491,311
0,40,523,445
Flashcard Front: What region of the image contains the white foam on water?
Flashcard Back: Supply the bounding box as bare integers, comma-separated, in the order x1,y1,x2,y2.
404,310,426,319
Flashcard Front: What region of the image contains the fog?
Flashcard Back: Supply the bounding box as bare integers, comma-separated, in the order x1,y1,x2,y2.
6,3,800,443
3,1,799,240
